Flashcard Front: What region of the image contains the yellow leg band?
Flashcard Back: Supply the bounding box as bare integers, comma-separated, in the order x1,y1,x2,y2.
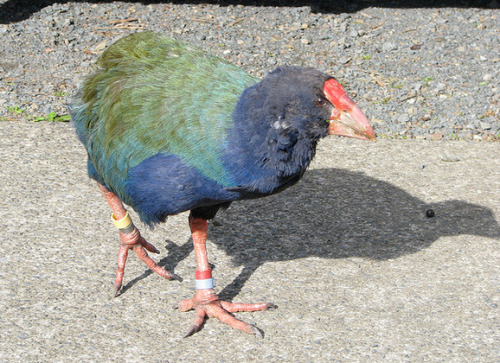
112,211,133,230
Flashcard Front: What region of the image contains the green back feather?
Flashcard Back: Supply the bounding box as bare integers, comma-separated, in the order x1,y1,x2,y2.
74,32,258,197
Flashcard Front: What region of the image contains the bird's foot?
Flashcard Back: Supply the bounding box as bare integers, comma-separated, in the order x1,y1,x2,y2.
114,228,181,297
174,289,277,338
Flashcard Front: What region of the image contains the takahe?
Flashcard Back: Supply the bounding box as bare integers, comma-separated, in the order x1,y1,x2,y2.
71,31,375,337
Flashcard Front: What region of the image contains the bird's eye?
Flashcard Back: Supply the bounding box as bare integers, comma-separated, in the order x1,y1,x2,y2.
316,98,327,106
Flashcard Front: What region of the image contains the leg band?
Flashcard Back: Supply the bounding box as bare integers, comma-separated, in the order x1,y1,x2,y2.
112,211,135,234
195,278,215,290
195,269,214,289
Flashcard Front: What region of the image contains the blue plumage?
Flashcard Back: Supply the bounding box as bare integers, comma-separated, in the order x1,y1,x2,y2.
126,153,238,225
118,66,333,224
72,33,336,225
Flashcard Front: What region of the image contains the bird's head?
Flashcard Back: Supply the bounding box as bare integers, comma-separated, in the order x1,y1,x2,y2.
253,67,376,142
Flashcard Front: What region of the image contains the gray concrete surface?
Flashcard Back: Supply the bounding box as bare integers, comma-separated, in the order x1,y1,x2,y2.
1,121,499,362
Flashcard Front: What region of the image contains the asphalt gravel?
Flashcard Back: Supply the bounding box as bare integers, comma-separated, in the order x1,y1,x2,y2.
0,0,499,140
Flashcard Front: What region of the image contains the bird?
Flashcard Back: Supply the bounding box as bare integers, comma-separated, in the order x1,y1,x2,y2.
71,31,375,338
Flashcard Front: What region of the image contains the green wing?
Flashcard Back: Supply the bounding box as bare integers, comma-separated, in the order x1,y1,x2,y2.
73,32,258,196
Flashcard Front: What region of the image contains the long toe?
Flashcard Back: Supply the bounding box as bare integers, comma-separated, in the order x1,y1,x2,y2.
138,235,160,254
207,303,260,336
220,301,277,313
113,232,180,297
177,291,276,338
183,308,206,338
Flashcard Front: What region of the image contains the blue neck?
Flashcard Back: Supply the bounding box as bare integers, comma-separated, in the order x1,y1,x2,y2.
222,87,319,196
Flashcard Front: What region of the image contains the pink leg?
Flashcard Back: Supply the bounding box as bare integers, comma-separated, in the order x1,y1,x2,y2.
174,213,277,338
97,183,180,296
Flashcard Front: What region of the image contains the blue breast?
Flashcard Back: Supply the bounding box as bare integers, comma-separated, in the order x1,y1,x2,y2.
125,153,239,225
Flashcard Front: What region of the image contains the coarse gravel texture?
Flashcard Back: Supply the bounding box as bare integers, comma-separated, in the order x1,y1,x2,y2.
0,0,499,140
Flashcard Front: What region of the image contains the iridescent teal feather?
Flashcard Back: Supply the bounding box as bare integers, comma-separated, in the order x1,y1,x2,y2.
72,32,258,199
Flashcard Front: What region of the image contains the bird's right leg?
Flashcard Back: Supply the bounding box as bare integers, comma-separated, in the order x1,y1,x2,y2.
97,183,180,297
175,214,276,338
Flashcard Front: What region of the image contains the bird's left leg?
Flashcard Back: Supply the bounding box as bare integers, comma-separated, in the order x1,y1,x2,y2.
97,183,180,296
175,213,276,338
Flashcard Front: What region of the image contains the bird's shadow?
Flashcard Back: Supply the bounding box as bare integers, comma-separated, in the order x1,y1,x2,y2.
210,168,500,300
121,168,500,299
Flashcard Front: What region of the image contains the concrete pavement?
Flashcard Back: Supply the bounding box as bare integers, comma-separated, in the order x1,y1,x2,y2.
0,121,499,361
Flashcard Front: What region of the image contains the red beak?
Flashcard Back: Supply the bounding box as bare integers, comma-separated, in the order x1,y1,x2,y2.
323,78,376,141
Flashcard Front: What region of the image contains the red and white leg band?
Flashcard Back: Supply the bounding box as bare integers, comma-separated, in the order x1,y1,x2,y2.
195,270,215,290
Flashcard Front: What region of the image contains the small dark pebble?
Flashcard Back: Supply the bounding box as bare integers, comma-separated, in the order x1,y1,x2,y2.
426,209,435,218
